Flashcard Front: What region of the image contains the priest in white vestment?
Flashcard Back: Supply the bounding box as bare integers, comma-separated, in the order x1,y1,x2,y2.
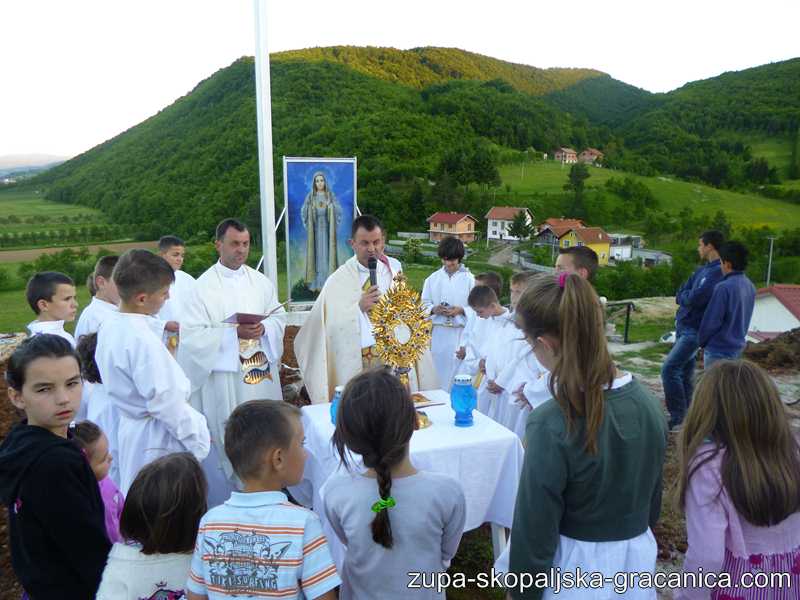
177,219,285,503
294,215,438,405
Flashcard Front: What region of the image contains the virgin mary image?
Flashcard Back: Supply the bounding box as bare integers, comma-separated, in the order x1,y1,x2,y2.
301,171,343,291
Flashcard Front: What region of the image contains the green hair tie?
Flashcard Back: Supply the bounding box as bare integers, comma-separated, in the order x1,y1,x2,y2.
371,496,396,513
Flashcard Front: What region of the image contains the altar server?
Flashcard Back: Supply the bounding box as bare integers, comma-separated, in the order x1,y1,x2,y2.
25,271,78,346
178,219,285,504
457,271,502,377
75,255,120,341
422,236,474,391
156,235,195,350
95,249,210,494
467,285,515,417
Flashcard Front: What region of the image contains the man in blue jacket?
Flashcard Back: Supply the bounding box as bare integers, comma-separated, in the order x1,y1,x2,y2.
698,241,756,369
661,230,724,430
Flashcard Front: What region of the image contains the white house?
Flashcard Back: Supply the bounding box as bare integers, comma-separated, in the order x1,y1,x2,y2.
485,206,534,241
747,284,800,342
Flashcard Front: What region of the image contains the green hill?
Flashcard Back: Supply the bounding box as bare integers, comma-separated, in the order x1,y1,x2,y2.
31,46,800,240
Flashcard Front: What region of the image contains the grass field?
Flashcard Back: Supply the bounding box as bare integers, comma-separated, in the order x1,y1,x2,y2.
0,188,106,233
498,161,800,230
745,134,793,177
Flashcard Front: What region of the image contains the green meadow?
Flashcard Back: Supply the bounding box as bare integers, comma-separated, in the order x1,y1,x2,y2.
498,161,800,230
0,187,106,233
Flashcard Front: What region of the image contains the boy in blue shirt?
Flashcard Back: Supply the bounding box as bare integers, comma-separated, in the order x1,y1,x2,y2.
698,241,756,369
661,230,724,430
187,400,340,600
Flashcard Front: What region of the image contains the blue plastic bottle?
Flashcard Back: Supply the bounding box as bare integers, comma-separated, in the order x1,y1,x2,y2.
450,374,476,427
330,385,344,425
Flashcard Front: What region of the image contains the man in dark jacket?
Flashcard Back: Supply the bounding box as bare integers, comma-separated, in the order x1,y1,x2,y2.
699,241,757,368
660,230,724,430
0,334,110,599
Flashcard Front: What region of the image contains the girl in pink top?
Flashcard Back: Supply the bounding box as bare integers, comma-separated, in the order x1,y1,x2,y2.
73,420,124,543
675,360,800,600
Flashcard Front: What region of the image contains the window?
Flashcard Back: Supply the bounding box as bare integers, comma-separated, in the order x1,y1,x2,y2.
563,240,570,248
577,242,583,247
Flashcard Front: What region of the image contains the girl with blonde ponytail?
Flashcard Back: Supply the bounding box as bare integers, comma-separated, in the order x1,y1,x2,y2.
507,272,668,599
325,369,466,599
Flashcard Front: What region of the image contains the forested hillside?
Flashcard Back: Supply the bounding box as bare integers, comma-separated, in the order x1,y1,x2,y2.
30,47,800,240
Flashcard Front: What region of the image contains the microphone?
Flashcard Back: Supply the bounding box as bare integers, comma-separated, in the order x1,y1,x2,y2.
367,257,378,287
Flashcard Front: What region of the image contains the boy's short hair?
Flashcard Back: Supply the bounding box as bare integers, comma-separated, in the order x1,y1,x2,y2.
719,241,749,271
468,285,499,309
93,255,119,281
86,273,97,297
113,249,175,301
437,236,465,261
351,215,383,239
6,334,79,391
120,453,207,555
474,271,502,299
511,270,536,286
700,230,725,251
158,235,185,252
559,246,599,279
215,218,248,241
76,332,101,384
26,271,74,314
225,400,302,481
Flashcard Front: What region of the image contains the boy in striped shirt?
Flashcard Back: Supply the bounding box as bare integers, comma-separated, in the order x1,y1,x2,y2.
187,401,340,600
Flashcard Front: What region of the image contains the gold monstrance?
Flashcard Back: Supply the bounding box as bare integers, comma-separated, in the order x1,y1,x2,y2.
370,272,432,388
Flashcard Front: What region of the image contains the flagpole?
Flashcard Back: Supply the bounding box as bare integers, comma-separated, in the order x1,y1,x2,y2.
253,0,279,289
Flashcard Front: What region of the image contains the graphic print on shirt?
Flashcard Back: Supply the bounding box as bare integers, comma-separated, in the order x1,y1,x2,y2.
203,530,292,593
139,584,186,600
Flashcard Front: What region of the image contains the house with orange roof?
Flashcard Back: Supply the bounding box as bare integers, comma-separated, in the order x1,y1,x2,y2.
426,212,477,243
536,218,586,246
747,284,800,342
484,206,534,241
558,227,612,265
578,148,604,165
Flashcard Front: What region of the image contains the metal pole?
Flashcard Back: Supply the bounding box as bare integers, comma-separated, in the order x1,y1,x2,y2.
766,236,776,286
253,0,278,288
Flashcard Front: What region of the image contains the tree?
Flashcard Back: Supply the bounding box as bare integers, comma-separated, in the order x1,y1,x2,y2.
564,162,590,217
506,211,533,242
403,238,422,264
709,210,732,239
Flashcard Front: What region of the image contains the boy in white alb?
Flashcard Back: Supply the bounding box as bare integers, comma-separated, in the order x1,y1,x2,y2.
156,235,196,352
422,236,474,390
75,255,120,341
455,272,502,378
95,249,210,494
467,285,516,418
25,271,78,347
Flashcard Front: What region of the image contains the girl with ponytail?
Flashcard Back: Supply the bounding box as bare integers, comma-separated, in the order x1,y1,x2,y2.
507,272,667,599
325,369,466,599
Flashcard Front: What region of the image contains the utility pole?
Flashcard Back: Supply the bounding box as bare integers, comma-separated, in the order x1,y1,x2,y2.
766,236,776,286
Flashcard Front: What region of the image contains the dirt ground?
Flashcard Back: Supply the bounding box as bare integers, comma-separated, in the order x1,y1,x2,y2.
0,240,157,263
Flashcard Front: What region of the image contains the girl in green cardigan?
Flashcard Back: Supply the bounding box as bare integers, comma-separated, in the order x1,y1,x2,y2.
507,272,667,600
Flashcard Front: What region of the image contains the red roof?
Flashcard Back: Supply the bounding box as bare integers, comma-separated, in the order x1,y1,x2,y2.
580,148,604,157
573,227,611,245
544,218,585,229
556,147,577,154
756,284,800,321
426,212,475,225
484,206,530,221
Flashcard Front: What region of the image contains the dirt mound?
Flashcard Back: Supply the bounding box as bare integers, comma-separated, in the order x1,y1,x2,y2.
743,328,800,371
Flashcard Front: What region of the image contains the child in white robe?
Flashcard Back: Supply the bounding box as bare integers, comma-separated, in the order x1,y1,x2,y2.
455,272,503,379
155,235,196,353
467,284,515,417
422,237,474,391
25,271,78,347
95,249,210,494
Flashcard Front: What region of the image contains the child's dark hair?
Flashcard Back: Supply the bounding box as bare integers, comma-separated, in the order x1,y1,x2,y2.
76,332,101,384
468,284,498,309
559,246,599,280
113,249,175,302
474,271,502,298
72,420,103,455
719,241,749,271
6,334,80,391
94,255,120,281
224,400,302,481
333,369,417,549
25,271,74,314
120,453,207,554
700,230,724,251
158,235,185,252
437,236,465,261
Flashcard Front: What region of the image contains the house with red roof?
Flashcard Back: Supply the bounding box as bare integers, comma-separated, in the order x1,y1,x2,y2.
554,148,578,163
426,212,477,243
484,207,534,241
747,284,800,342
578,148,604,165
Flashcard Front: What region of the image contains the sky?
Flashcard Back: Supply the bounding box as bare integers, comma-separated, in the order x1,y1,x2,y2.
2,0,798,159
